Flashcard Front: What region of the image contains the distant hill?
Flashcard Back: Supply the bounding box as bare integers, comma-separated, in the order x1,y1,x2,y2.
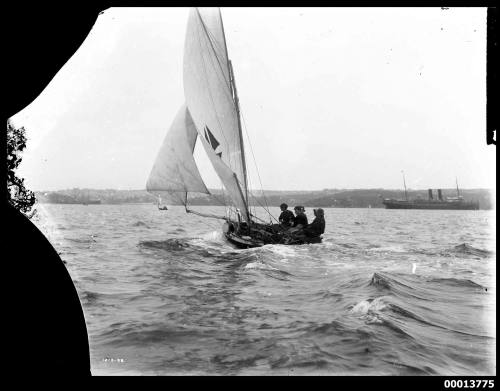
34,187,494,210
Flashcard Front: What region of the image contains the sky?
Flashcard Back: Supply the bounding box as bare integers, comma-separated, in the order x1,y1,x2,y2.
10,7,495,192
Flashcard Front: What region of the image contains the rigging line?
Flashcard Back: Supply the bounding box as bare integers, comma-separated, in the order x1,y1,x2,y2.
187,127,211,194
195,25,244,192
244,180,275,222
187,191,229,210
196,10,244,164
245,177,270,217
239,108,272,214
246,168,255,217
196,9,241,162
247,185,272,220
195,25,232,154
248,211,277,226
186,208,228,221
249,213,267,224
218,7,233,88
226,64,266,207
201,46,240,174
167,143,210,194
173,162,211,210
246,172,258,219
205,66,266,218
248,190,279,224
206,190,231,208
195,9,252,208
195,9,233,93
176,155,232,209
151,170,205,195
228,60,249,211
193,10,249,217
201,24,238,111
206,9,228,63
201,30,240,119
196,58,247,216
175,163,188,204
194,212,224,234
218,176,229,216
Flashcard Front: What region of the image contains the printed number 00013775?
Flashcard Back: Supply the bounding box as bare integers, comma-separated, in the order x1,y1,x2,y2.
444,380,494,389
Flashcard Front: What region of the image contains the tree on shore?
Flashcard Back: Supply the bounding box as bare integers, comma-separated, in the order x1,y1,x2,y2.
7,120,36,217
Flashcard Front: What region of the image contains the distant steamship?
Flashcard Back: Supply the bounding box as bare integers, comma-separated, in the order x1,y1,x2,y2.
382,173,480,210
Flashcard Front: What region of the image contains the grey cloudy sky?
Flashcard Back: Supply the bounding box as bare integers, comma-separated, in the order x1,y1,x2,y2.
11,7,495,192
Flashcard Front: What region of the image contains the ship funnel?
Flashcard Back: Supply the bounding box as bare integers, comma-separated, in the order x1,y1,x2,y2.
437,189,443,201
428,189,433,200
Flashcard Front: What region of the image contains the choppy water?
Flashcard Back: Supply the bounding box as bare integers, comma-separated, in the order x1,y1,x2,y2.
33,204,496,375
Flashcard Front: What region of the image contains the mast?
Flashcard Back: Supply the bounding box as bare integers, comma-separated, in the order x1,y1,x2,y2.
219,8,251,222
229,61,250,221
186,8,252,223
456,177,460,198
401,170,408,201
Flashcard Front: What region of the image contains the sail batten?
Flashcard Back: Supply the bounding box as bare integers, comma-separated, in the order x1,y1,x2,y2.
184,7,250,221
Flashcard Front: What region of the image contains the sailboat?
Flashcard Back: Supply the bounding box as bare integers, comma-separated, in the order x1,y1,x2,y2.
146,7,322,248
157,195,168,211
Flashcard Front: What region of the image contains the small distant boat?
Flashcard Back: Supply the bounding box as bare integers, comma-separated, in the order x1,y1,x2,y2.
82,200,101,205
382,174,479,210
157,196,168,211
146,8,322,248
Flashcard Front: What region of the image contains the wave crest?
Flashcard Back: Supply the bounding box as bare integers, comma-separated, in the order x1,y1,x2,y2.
448,243,493,258
138,238,191,251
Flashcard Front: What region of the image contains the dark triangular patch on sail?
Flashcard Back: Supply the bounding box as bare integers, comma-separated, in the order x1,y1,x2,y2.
216,152,222,158
204,126,220,151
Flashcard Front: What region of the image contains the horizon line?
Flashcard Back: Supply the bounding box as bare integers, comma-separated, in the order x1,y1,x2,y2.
33,187,495,192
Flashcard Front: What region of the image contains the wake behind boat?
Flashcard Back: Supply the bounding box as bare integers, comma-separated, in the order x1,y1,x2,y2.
146,8,323,249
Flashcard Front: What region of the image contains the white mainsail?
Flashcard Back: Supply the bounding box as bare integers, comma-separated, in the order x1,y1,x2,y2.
183,7,250,221
146,104,209,205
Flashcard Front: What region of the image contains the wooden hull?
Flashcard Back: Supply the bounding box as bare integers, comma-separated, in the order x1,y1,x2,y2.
224,232,265,249
224,231,322,249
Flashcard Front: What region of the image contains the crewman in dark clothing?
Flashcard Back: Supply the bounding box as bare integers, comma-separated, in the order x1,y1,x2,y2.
278,203,295,228
304,208,326,238
292,206,308,228
283,207,325,244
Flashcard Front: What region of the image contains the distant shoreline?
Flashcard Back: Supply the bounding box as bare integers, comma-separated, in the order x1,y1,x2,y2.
34,188,494,210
